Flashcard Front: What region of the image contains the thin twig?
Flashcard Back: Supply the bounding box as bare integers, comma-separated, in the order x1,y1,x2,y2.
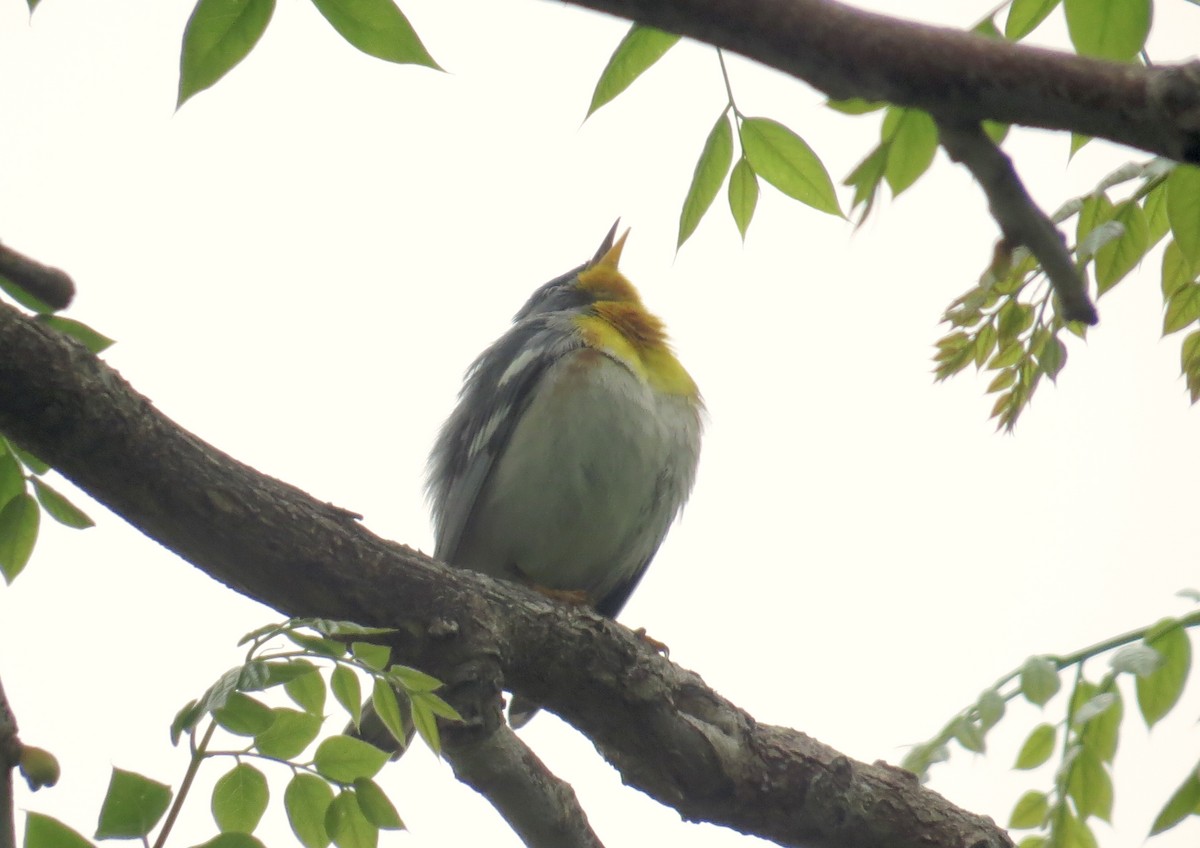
936,119,1099,325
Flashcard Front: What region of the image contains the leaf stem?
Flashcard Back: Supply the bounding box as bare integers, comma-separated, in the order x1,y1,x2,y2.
153,719,216,848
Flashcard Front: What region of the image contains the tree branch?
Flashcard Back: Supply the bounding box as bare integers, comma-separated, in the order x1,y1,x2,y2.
0,302,1012,848
0,243,74,312
563,0,1200,163
936,119,1098,325
0,677,17,848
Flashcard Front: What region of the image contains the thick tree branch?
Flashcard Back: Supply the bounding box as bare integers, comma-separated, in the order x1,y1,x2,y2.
0,302,1012,848
936,119,1098,325
565,0,1200,163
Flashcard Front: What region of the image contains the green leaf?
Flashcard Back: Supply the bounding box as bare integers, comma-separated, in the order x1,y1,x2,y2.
38,316,115,353
1005,0,1061,39
1144,178,1171,247
214,692,276,736
1182,329,1200,375
31,478,94,529
0,492,39,583
170,700,205,745
1162,239,1198,298
976,689,1005,730
285,666,327,714
253,708,322,759
997,301,1034,342
1112,642,1161,675
1150,767,1200,835
309,0,439,69
1063,0,1151,61
881,108,938,196
987,369,1017,393
0,273,54,313
178,0,276,106
0,448,24,508
952,717,985,753
1009,790,1050,829
1076,193,1115,249
95,767,173,839
411,690,460,721
1072,691,1117,725
351,642,390,671
825,98,884,115
212,763,269,833
286,630,347,657
1067,747,1113,821
974,322,998,368
371,679,408,750
10,443,50,475
1038,336,1067,382
728,157,759,240
24,813,95,848
385,665,443,694
1014,723,1056,769
285,773,334,848
409,693,441,755
237,660,272,691
332,665,363,726
1060,812,1099,848
313,735,390,783
1164,284,1200,336
1094,200,1148,294
1079,688,1122,764
678,113,734,247
1136,619,1191,727
352,778,404,829
265,658,321,687
312,619,394,638
740,117,842,217
193,834,267,848
1168,165,1200,266
326,790,377,848
587,24,679,116
1020,656,1061,706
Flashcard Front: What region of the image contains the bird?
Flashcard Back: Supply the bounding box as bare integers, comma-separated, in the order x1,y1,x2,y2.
427,221,704,726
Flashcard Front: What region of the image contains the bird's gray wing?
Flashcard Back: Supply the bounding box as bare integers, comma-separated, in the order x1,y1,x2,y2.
427,316,582,563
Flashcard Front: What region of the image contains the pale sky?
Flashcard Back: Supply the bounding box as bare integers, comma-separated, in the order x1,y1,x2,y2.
1,1,1198,847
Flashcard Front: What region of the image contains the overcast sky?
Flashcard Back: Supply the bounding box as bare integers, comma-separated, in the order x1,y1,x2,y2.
1,1,1198,846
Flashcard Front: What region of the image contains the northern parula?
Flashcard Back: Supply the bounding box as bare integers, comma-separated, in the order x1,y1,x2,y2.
429,222,704,726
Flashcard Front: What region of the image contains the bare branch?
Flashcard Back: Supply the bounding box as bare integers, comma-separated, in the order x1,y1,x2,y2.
0,243,74,312
936,119,1098,325
445,720,606,848
0,301,1012,848
562,0,1200,163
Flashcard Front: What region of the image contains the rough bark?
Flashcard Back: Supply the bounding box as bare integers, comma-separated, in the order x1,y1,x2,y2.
564,0,1200,164
0,301,1011,848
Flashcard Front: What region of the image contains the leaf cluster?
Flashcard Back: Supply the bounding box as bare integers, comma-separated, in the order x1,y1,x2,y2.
21,618,460,848
902,607,1200,848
